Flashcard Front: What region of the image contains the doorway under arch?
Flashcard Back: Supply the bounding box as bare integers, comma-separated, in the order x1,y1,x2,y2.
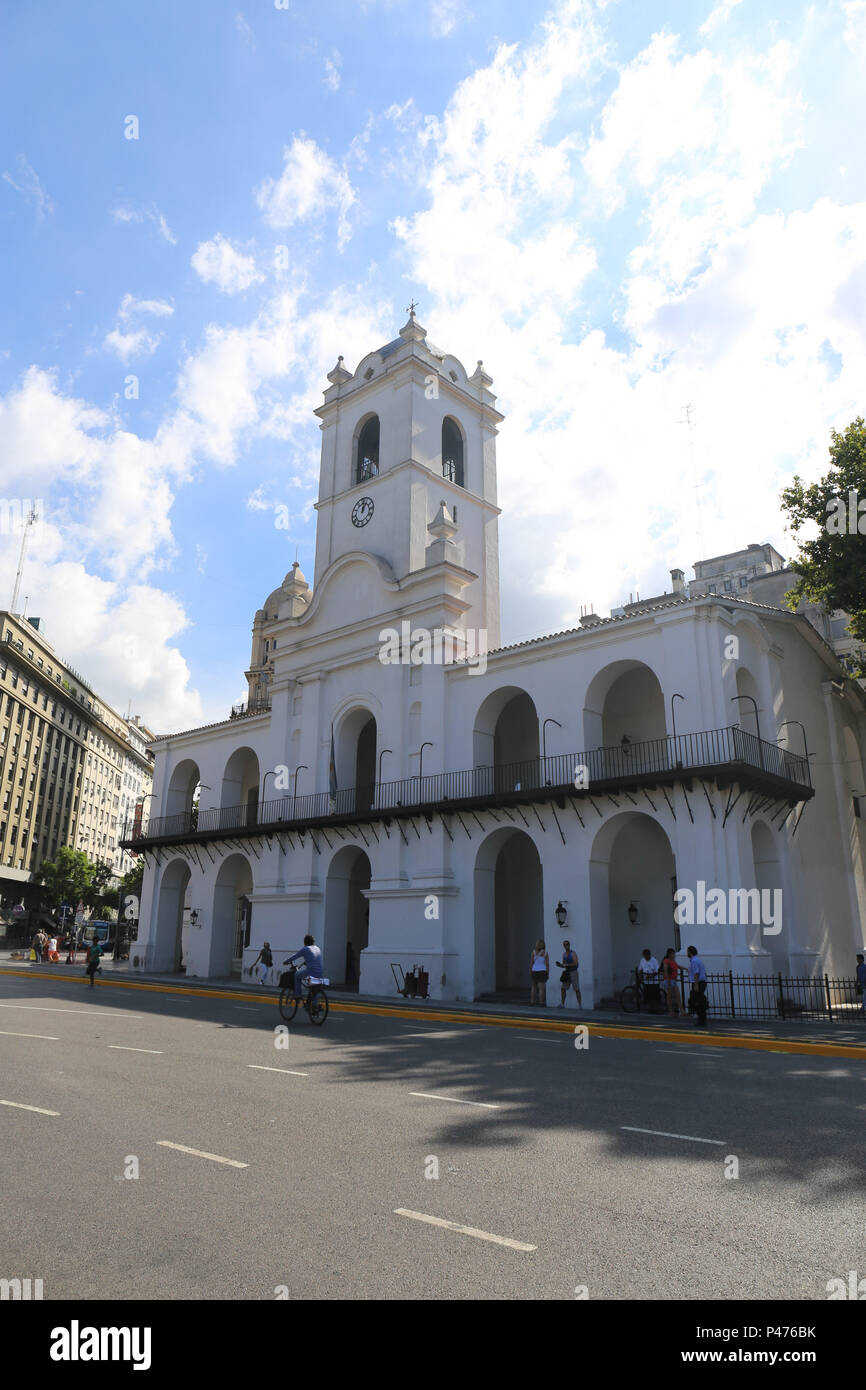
153,858,191,973
210,854,254,978
474,827,544,998
323,845,371,989
589,812,677,1000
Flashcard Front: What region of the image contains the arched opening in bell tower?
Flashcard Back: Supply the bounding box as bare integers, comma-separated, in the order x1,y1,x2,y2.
355,415,380,485
442,417,465,488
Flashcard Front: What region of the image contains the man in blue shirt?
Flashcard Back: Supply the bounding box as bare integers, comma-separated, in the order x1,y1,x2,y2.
687,945,708,1028
285,935,324,997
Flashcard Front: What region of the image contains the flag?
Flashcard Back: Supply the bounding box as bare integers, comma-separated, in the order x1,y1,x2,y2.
329,726,337,799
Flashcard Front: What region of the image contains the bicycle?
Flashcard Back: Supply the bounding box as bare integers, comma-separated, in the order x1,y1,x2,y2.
620,973,668,1014
278,964,329,1026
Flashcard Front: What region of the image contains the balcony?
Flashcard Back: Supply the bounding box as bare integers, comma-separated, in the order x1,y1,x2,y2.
121,725,812,849
229,695,272,721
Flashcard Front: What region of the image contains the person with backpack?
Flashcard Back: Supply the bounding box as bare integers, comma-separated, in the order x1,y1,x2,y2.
85,937,103,989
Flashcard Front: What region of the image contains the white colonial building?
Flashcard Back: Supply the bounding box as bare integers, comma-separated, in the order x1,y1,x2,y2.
127,312,866,1005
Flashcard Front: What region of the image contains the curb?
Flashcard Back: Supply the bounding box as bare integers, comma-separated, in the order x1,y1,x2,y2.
2,966,866,1059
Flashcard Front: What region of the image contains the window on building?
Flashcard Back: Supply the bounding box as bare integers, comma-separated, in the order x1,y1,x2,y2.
708,584,717,594
723,580,733,593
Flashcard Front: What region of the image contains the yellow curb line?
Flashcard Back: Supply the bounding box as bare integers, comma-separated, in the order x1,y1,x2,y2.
1,968,865,1059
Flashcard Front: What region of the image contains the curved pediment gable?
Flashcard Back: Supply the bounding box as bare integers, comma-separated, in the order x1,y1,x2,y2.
285,550,398,634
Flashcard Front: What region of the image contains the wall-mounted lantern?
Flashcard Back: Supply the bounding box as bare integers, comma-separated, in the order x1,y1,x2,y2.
554,900,568,928
627,902,639,926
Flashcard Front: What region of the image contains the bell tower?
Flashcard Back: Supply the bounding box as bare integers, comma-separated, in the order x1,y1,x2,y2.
312,308,504,647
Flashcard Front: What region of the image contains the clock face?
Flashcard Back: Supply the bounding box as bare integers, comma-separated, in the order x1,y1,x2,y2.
351,496,374,528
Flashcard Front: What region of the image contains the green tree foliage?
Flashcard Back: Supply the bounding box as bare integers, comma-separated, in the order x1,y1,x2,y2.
37,847,115,911
781,418,866,650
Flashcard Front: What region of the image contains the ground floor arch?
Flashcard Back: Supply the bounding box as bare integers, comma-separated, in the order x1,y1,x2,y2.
590,812,677,999
153,858,191,973
323,844,371,989
474,827,544,997
210,854,254,977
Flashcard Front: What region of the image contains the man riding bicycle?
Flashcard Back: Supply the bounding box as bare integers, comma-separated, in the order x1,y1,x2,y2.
284,934,324,997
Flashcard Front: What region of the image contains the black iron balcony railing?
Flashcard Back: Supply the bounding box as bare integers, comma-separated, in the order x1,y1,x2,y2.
122,725,811,845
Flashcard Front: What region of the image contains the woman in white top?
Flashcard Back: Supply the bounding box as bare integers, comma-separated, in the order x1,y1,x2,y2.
530,939,549,1007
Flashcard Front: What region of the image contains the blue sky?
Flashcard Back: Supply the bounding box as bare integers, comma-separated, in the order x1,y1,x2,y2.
1,0,865,732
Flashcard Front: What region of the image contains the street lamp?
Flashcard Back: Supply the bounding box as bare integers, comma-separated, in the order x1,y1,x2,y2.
731,694,763,767
778,719,810,762
554,900,568,928
670,693,685,741
291,766,308,821
542,718,562,784
418,742,433,800
627,902,639,925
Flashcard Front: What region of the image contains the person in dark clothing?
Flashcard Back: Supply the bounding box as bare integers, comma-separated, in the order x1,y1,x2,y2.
250,941,274,986
687,945,708,1027
85,938,102,988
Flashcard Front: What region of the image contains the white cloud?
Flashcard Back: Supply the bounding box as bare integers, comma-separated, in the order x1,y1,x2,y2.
843,0,866,60
111,203,177,244
235,11,255,48
323,51,342,91
390,1,866,636
191,234,264,293
431,0,461,37
103,294,174,360
2,156,54,220
255,136,357,249
103,326,162,362
119,293,174,319
700,0,745,37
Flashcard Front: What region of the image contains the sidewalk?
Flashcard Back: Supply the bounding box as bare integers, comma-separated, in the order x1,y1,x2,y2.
4,952,866,1048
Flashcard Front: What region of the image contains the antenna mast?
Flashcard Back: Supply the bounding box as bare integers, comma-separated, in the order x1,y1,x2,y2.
10,505,39,615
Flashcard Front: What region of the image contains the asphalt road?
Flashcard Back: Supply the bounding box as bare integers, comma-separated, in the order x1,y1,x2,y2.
1,971,864,1301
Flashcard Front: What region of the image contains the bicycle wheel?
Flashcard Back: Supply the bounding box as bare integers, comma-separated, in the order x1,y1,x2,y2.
308,989,329,1026
278,989,299,1022
620,985,639,1013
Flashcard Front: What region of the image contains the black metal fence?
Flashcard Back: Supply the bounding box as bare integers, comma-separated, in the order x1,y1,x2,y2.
624,969,864,1022
124,723,811,843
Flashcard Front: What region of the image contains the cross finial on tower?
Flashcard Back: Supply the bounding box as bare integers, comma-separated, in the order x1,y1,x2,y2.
406,299,417,318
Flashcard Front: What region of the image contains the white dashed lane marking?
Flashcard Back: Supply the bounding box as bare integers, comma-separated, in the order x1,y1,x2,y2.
0,1099,60,1116
0,1030,58,1040
247,1065,309,1076
410,1092,500,1109
395,1209,536,1251
156,1141,248,1168
620,1126,724,1145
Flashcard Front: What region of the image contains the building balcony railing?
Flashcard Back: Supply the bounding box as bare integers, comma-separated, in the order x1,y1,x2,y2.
121,725,812,847
229,695,272,721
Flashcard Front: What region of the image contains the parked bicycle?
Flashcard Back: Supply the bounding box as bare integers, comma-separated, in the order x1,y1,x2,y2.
620,972,669,1015
278,963,329,1025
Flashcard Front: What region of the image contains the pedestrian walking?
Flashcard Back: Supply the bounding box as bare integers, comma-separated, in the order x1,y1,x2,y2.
31,930,43,963
556,940,582,1008
662,948,686,1018
856,953,866,1016
47,935,58,963
85,937,102,988
249,941,274,986
530,939,549,1006
686,945,708,1027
